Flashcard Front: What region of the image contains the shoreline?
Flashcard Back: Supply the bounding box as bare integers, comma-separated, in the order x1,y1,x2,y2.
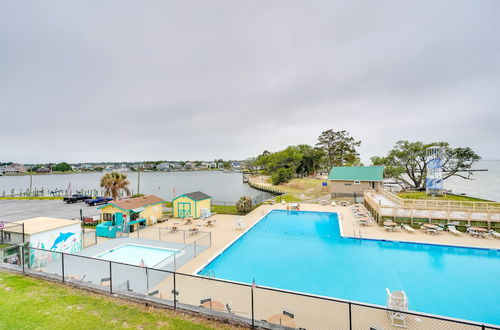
0,168,242,177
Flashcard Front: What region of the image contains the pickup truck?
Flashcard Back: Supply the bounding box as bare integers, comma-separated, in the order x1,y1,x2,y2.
63,194,91,204
85,197,113,206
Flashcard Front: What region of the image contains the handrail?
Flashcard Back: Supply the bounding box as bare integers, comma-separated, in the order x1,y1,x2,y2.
379,188,500,211
364,190,500,224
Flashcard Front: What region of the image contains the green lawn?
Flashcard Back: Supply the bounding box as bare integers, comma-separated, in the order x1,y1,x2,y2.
0,271,227,330
397,191,491,202
211,204,239,215
273,193,302,203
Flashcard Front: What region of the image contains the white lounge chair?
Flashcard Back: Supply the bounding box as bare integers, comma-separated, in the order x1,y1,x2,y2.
427,227,438,235
402,225,415,232
448,225,461,235
489,230,500,239
386,288,408,328
235,217,245,229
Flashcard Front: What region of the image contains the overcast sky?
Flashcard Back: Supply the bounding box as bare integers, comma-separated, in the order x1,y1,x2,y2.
1,0,499,164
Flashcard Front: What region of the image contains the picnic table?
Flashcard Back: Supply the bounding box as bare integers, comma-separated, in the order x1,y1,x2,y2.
469,226,488,237
470,226,488,233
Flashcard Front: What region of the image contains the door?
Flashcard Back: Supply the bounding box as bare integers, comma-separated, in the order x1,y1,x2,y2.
178,202,192,218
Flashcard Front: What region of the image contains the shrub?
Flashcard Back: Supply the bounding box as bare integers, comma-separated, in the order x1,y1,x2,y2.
271,168,293,185
236,196,253,214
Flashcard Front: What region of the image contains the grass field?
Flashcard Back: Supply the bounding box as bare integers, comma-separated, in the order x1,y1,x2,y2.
211,204,239,215
0,271,240,330
249,176,329,200
397,191,491,202
273,193,302,203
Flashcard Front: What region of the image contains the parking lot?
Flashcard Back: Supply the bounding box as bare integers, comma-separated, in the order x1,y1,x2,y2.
0,200,100,222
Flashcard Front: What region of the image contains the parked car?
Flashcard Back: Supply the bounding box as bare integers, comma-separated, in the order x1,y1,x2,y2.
63,194,91,204
85,197,113,206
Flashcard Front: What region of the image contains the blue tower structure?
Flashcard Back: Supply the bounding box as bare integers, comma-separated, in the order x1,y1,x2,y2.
426,146,444,196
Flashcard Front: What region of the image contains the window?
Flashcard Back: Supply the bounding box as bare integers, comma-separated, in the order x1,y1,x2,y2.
354,181,361,185
102,213,114,222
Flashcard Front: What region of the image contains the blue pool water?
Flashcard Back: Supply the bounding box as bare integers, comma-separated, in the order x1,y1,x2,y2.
95,244,178,267
198,210,500,325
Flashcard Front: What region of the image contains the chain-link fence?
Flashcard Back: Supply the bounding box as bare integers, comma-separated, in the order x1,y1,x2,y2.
129,226,211,247
2,244,497,330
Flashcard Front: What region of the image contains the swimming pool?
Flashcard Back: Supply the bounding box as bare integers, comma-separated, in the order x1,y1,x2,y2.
95,243,181,268
198,210,500,325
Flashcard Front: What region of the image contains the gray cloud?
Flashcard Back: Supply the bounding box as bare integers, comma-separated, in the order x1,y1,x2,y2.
1,0,499,163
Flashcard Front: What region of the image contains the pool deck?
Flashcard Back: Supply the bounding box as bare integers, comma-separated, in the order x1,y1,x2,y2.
152,203,500,276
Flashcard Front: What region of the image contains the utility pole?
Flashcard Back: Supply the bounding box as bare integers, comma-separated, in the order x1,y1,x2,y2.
29,166,33,195
137,165,141,195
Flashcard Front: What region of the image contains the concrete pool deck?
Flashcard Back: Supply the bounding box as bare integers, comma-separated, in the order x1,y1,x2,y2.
164,203,500,275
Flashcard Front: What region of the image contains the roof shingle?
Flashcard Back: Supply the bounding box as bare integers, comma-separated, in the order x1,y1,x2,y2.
328,166,384,182
108,195,165,211
184,191,211,201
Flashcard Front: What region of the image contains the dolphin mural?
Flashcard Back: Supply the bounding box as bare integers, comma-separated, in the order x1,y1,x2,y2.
50,232,75,250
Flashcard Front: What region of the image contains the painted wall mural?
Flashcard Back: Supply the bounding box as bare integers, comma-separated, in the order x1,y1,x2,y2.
29,223,82,268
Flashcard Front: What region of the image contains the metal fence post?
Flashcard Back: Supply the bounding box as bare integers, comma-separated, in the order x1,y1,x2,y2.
61,253,65,283
21,245,25,273
348,302,352,330
109,261,113,294
22,223,25,243
158,228,161,241
251,286,255,328
209,232,212,247
173,272,177,309
194,241,197,257
183,230,186,244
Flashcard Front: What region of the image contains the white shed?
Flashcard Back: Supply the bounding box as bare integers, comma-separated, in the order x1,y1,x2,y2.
5,217,82,254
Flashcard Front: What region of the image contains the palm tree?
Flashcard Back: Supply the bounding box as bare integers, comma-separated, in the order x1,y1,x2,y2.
236,196,253,214
100,172,131,200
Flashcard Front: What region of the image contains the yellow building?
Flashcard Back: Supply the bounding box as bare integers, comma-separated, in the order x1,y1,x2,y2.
98,195,165,228
172,191,211,219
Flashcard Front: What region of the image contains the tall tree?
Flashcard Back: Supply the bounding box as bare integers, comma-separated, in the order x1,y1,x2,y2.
100,172,131,200
295,144,325,177
316,130,361,169
52,162,71,172
371,140,480,190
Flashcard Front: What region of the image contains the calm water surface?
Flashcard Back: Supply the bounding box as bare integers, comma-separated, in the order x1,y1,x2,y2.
0,171,260,201
1,160,499,201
